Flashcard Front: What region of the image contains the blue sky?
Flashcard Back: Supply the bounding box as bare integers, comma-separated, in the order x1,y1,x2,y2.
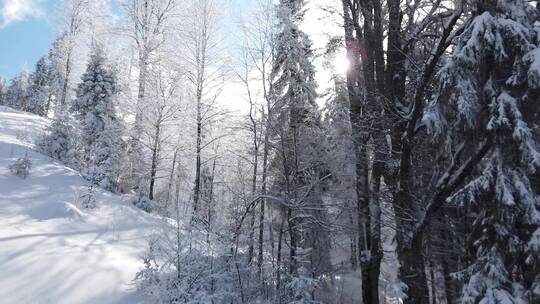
0,0,55,80
0,0,254,81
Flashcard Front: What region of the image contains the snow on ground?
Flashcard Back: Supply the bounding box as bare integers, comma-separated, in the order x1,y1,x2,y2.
0,106,159,304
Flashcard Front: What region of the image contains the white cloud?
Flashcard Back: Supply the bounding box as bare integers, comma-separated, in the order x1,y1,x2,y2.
0,0,44,28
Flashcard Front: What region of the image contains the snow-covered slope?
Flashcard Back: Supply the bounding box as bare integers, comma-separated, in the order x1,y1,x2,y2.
0,107,157,304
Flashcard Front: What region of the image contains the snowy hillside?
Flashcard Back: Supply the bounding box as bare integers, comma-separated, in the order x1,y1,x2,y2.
0,107,158,304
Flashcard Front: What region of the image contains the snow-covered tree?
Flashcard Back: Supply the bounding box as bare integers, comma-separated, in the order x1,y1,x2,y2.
55,0,92,111
0,78,6,106
268,0,329,300
47,33,71,115
179,0,227,219
27,56,53,116
138,69,182,201
234,0,276,278
37,113,78,165
136,223,240,303
71,44,123,191
120,0,177,193
87,119,124,191
34,36,80,160
9,154,32,179
5,70,31,111
424,0,540,302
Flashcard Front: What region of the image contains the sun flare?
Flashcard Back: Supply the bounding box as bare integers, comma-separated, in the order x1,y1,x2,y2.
333,54,351,75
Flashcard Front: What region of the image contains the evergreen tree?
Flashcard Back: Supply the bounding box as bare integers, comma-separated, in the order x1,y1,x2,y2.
35,40,76,165
425,0,540,302
0,78,6,106
269,0,329,300
37,113,77,165
27,56,53,116
5,70,30,111
71,44,123,191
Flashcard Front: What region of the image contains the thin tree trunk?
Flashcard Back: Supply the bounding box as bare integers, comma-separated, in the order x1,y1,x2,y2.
247,209,256,263
44,93,53,116
247,129,258,264
135,56,147,127
349,209,358,269
165,148,178,205
174,157,182,214
59,49,73,111
148,123,160,200
442,259,456,304
259,68,272,281
175,171,182,278
257,193,266,275
430,260,437,304
192,8,209,220
368,157,383,304
245,61,260,265
206,157,216,244
193,92,202,217
128,55,148,191
287,208,297,276
276,218,285,301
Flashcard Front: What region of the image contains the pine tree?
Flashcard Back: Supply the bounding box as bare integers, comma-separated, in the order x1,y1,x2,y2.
35,42,76,164
5,70,30,111
425,0,540,302
269,0,328,300
37,113,77,166
27,56,53,116
0,78,6,106
71,44,123,191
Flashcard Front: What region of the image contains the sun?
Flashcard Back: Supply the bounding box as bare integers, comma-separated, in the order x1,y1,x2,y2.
333,54,351,75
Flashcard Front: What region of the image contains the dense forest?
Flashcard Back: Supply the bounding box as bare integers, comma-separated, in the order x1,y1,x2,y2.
1,0,540,303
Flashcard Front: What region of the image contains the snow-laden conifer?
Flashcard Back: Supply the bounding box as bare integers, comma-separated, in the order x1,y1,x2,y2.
0,78,6,106
37,113,78,166
71,43,123,191
27,56,53,116
5,70,30,111
424,1,540,302
269,0,329,301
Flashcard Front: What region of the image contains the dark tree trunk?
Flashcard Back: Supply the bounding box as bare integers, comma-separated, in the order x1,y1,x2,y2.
257,198,265,282
429,258,437,304
247,209,256,264
442,259,457,304
193,90,202,216
258,128,269,280
349,210,358,269
341,1,382,303
206,158,216,243
276,219,285,297
44,93,53,116
368,156,383,304
148,123,160,200
287,209,297,276
398,232,429,304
